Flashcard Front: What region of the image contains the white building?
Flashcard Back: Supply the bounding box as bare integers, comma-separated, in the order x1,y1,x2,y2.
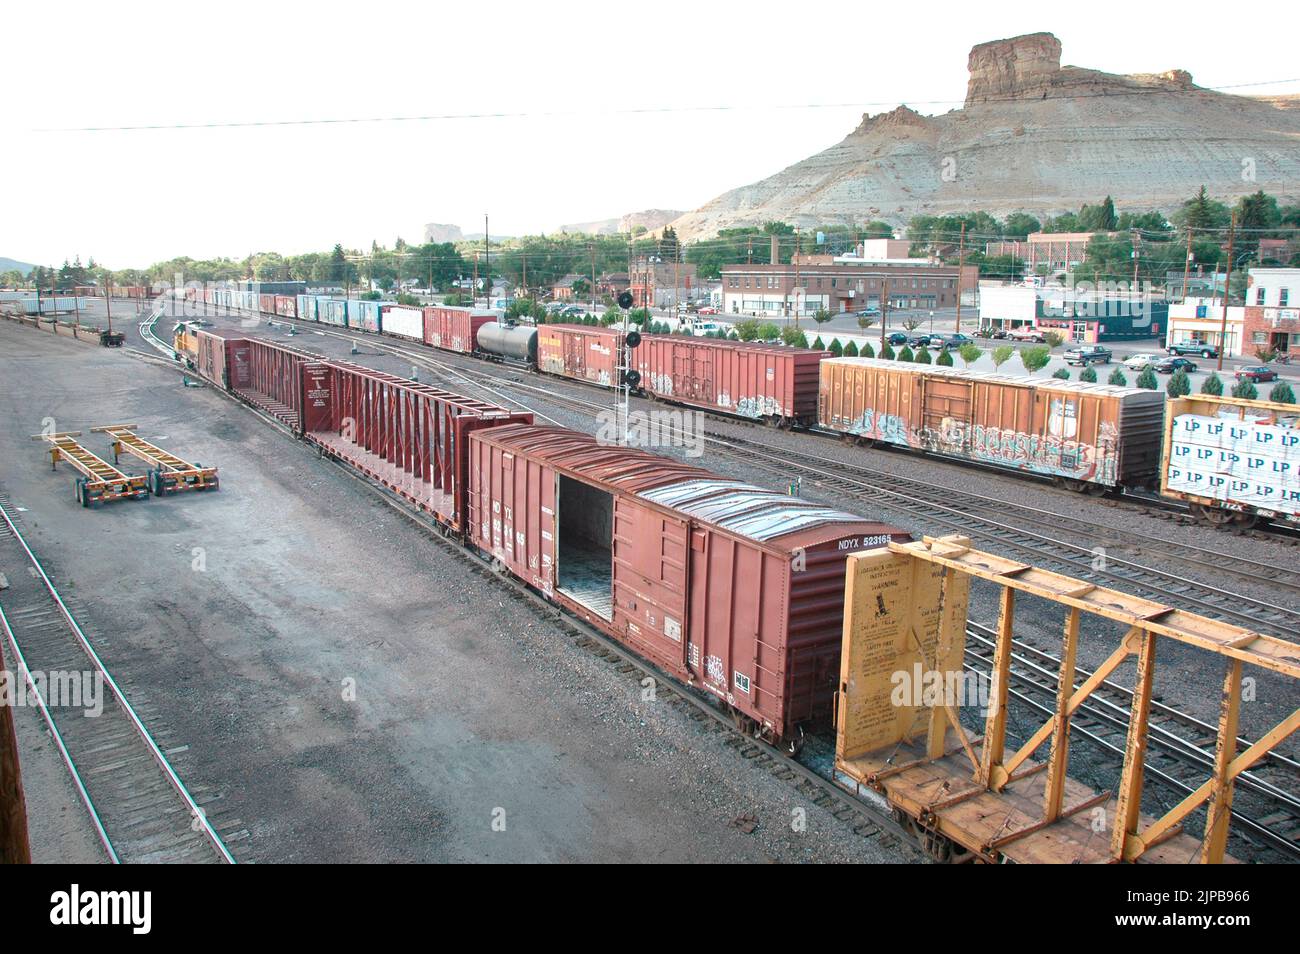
1165,299,1245,358
1246,267,1299,308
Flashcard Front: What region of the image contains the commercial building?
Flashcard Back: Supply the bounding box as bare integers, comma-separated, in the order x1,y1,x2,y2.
1243,268,1300,356
629,258,698,308
720,245,976,318
985,232,1100,274
1165,300,1245,358
978,281,1165,342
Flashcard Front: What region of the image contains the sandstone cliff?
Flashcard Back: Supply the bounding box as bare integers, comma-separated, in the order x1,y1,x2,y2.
669,33,1300,240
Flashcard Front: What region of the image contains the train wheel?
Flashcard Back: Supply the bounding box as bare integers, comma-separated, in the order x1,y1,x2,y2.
1085,483,1108,497
782,725,806,758
1192,503,1234,528
1232,511,1259,530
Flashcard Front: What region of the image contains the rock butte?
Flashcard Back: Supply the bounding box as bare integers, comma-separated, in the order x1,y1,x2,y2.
668,32,1300,241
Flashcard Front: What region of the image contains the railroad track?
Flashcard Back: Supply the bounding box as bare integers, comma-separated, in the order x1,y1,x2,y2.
137,304,178,360
0,494,235,864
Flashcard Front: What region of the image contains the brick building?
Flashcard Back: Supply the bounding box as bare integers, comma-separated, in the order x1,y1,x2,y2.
629,258,697,308
720,257,977,318
985,232,1102,274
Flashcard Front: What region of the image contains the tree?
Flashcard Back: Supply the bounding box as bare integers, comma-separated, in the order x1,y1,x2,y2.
812,336,825,350
734,318,761,341
861,341,875,358
758,322,781,342
1174,186,1231,232
1108,367,1128,386
915,346,932,364
1079,365,1098,383
880,343,896,360
958,343,982,368
1041,331,1064,349
856,313,876,335
814,308,832,327
844,341,859,357
898,345,915,362
571,278,590,299
902,317,923,332
1020,345,1052,375
781,326,808,347
1053,368,1071,380
1137,367,1159,390
1201,372,1224,396
991,345,1014,370
828,339,843,357
1270,381,1296,404
1235,190,1282,261
1078,196,1118,232
1232,379,1258,400
1166,367,1192,397
936,348,953,367
1003,213,1042,240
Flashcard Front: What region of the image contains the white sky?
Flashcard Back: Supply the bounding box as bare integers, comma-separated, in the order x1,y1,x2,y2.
5,0,1299,269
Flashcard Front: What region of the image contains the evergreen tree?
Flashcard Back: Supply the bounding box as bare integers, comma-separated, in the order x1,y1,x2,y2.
1108,367,1128,387
844,341,859,357
1269,380,1296,404
1053,368,1071,380
936,348,953,366
828,339,843,357
880,343,895,360
898,345,914,362
1231,379,1258,400
861,341,875,358
1166,368,1192,397
1201,372,1224,395
915,347,932,364
1137,367,1158,390
1079,365,1098,383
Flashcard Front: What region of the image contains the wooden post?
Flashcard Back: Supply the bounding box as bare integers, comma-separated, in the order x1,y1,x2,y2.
979,585,1015,786
1111,629,1156,861
1201,658,1243,863
1043,607,1080,821
0,637,32,863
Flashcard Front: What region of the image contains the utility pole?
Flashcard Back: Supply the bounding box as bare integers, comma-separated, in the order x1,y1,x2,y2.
522,252,527,300
589,242,597,314
1182,227,1194,303
955,221,966,335
880,274,889,352
1217,212,1236,372
792,230,802,329
1131,229,1140,289
473,254,479,307
483,214,490,306
105,285,113,335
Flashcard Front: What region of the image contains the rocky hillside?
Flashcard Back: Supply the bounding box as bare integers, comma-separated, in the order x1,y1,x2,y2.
558,209,684,236
669,33,1300,240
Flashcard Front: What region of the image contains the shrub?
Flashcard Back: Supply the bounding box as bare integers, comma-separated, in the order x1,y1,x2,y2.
734,318,761,341
1270,381,1296,404
1042,331,1065,349
780,325,803,346
1136,367,1158,390
936,347,953,366
758,322,781,341
1232,379,1258,400
844,341,859,357
812,335,825,350
958,343,982,368
898,345,915,362
861,341,875,359
915,346,932,364
1020,345,1052,375
1052,368,1071,380
1201,372,1224,396
1079,365,1098,383
1166,368,1192,398
828,339,843,357
880,343,896,360
1108,367,1127,386
990,345,1014,370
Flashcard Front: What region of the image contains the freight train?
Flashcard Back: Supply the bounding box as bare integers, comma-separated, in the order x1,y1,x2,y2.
177,290,1294,521
173,324,911,749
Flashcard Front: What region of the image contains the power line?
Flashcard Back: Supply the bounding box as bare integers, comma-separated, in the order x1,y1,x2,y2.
33,76,1300,133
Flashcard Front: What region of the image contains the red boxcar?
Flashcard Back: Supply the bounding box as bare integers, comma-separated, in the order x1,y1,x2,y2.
536,323,622,387
274,295,297,318
299,360,532,533
222,337,325,432
635,337,827,426
258,293,277,315
466,423,908,743
194,328,249,391
423,305,494,354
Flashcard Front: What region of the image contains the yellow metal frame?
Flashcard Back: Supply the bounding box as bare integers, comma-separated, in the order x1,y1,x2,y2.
837,535,1300,863
91,424,218,494
30,431,149,503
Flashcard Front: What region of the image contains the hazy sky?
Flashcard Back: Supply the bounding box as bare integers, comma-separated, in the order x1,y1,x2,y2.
6,1,1299,269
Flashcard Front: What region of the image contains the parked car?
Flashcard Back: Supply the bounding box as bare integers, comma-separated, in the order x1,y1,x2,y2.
560,305,588,318
906,333,932,348
691,321,723,337
1007,327,1046,343
886,332,909,347
1167,340,1219,358
1154,356,1198,374
1235,365,1279,383
1064,345,1113,366
696,306,718,316
933,333,973,350
855,306,882,319
1124,353,1161,371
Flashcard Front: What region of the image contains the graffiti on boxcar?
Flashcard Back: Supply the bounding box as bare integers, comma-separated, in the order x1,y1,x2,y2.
648,372,674,396
841,405,1118,484
736,395,782,419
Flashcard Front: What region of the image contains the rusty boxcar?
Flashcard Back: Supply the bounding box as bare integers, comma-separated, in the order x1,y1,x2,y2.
466,423,908,746
536,323,623,386
819,358,1164,492
299,360,532,533
423,305,494,354
635,337,827,426
1161,393,1300,529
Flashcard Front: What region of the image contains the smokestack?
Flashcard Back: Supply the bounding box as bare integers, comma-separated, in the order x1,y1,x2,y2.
770,235,779,265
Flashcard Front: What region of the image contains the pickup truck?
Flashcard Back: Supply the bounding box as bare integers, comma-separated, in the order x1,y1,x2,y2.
1167,340,1219,358
1063,345,1113,366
